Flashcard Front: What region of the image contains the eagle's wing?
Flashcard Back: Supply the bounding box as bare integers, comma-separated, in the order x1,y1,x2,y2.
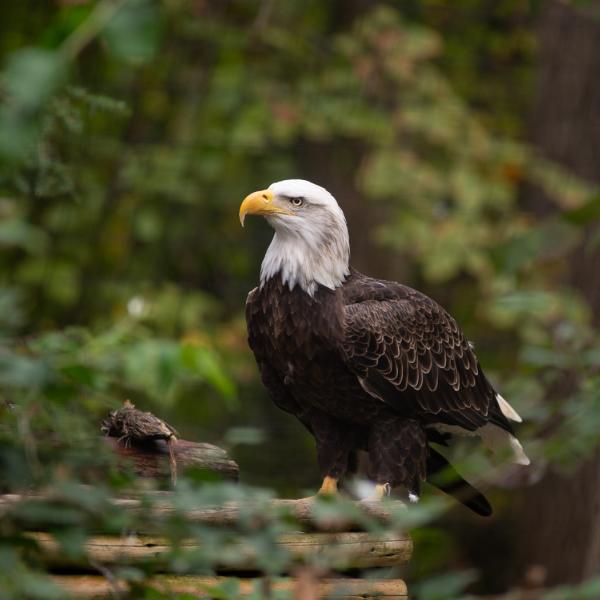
340,272,511,433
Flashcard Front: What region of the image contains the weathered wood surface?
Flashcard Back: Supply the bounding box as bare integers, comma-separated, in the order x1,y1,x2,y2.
103,437,239,481
168,497,405,532
0,493,405,532
33,531,412,571
51,574,409,599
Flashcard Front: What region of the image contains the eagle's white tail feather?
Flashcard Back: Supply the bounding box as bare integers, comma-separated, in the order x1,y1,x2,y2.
509,435,530,466
480,424,530,466
496,393,523,423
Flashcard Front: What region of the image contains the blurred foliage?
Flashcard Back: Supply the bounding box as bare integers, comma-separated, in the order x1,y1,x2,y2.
1,0,600,598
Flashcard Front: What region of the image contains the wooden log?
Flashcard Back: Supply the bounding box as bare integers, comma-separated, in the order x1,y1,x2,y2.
33,531,412,571
103,437,239,481
50,574,408,599
0,493,405,533
169,497,406,532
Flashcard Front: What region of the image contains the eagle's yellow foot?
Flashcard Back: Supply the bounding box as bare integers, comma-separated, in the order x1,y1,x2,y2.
317,475,338,495
364,482,391,501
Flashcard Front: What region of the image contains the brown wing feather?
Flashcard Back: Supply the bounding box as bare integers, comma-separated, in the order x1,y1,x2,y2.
341,270,511,433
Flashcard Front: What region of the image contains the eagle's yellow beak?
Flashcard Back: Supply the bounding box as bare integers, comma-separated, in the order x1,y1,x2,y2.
239,189,293,226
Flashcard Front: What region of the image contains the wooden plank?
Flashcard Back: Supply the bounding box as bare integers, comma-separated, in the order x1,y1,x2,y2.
0,493,405,533
33,531,412,571
51,574,408,599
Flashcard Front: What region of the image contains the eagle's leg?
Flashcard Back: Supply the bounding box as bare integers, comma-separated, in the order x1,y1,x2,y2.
310,413,362,496
368,417,428,501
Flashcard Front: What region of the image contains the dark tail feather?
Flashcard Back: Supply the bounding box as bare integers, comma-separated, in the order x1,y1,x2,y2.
426,447,492,517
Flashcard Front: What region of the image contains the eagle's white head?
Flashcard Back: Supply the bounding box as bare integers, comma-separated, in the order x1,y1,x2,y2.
239,179,350,296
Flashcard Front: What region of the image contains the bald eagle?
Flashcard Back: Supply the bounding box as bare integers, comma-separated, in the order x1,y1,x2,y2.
240,179,528,515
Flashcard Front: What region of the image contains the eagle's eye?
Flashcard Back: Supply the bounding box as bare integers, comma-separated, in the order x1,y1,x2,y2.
290,197,304,207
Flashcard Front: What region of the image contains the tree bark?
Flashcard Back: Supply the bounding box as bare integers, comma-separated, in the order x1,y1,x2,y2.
516,0,600,585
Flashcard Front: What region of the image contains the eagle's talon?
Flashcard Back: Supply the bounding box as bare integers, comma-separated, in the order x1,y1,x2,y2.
317,475,338,495
362,482,391,502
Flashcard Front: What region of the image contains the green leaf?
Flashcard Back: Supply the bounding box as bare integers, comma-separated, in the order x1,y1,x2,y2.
2,48,66,109
413,570,477,600
102,0,161,65
0,218,48,253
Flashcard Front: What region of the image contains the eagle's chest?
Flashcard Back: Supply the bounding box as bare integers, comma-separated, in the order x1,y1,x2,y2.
247,280,345,385
246,279,385,424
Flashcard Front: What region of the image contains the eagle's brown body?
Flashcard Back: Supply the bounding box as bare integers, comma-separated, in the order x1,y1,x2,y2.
246,268,513,514
240,178,527,515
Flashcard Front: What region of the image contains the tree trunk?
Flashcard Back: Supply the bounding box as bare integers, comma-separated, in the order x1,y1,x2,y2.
517,0,600,585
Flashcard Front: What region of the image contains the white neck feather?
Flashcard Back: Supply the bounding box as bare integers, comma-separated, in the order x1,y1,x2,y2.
260,221,350,296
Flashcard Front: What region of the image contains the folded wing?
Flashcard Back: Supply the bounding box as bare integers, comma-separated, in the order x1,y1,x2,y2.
340,271,512,434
